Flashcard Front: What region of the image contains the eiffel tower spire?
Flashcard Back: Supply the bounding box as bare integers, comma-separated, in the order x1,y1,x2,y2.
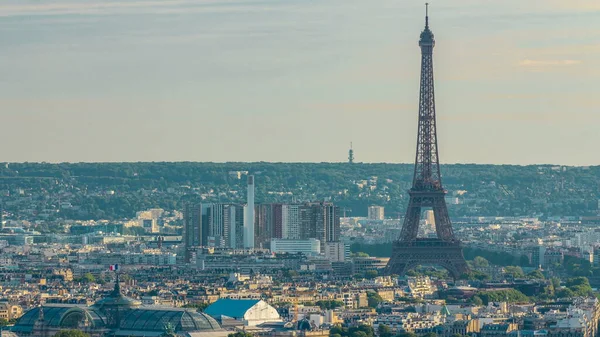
413,2,440,192
385,5,469,279
425,3,430,29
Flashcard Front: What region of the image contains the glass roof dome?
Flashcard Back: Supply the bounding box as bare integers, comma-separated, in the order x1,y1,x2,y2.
119,308,221,332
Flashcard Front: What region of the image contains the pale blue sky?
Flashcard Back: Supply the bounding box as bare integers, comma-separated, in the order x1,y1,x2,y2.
1,0,599,164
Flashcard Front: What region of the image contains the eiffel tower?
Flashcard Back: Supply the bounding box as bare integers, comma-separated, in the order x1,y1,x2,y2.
385,4,469,279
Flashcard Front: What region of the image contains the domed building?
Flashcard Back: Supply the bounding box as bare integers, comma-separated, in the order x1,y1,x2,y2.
11,275,228,337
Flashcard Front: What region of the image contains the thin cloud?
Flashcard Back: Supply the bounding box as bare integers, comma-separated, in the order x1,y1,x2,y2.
308,102,415,113
0,0,251,17
518,59,582,67
440,109,597,123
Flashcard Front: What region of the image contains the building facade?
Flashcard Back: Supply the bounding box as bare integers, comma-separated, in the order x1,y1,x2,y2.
271,239,321,256
368,206,385,220
183,203,203,263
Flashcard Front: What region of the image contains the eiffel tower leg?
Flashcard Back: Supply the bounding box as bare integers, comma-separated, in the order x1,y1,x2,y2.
398,199,422,241
432,195,454,241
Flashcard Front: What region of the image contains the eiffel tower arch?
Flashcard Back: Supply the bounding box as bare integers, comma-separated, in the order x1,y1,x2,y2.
385,5,469,280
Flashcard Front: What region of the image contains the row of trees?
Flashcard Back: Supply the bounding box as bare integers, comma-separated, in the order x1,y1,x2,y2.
471,289,530,305
315,300,345,310
330,324,375,337
0,318,17,327
556,277,595,298
4,162,600,221
182,302,210,312
463,248,530,267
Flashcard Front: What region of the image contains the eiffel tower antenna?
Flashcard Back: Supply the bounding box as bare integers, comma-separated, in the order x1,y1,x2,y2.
385,5,469,279
425,3,429,28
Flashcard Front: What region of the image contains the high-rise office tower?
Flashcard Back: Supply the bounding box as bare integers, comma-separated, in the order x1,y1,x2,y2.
184,201,251,255
271,203,284,239
282,203,300,239
244,175,255,249
268,202,341,254
0,201,4,230
199,203,244,249
324,203,340,243
183,203,202,263
223,204,244,249
299,202,340,252
255,204,274,249
207,203,225,245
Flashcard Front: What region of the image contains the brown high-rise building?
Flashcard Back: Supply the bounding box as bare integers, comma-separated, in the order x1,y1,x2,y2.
299,202,340,252
254,202,340,251
271,203,284,239
254,204,273,249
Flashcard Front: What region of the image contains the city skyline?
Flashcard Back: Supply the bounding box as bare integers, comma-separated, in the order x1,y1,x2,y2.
1,0,599,165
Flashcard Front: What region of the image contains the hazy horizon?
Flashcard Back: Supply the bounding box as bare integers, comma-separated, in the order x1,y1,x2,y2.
2,160,597,167
2,0,599,165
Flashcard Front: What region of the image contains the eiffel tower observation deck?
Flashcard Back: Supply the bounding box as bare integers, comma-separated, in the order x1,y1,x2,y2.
385,4,469,279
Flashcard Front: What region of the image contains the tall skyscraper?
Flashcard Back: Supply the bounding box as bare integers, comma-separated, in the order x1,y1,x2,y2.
324,203,340,243
0,200,4,230
184,202,246,256
254,202,342,255
201,203,244,249
244,175,255,249
188,199,341,256
255,203,273,249
207,203,225,245
299,202,340,252
183,203,203,263
282,203,300,239
271,203,284,239
223,204,244,249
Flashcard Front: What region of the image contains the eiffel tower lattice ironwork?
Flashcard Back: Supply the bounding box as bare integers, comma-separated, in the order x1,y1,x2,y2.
385,4,469,279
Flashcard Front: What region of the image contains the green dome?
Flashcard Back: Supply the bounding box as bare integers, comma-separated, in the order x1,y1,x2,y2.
92,295,141,309
92,275,141,310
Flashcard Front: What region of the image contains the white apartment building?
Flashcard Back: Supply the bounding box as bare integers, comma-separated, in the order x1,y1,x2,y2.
368,206,385,220
270,239,320,256
325,242,347,262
